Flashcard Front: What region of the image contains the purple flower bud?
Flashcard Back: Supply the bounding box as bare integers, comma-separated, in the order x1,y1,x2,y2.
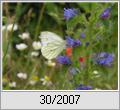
56,56,72,65
100,7,111,19
66,36,81,47
76,84,92,90
80,32,86,38
64,8,78,20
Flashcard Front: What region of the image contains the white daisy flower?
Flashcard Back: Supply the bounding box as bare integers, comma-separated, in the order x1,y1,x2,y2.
32,41,41,50
18,32,30,40
31,51,39,57
16,43,28,51
17,72,27,79
9,81,16,88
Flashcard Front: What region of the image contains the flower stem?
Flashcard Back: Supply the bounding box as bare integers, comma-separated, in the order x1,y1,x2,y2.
35,3,45,39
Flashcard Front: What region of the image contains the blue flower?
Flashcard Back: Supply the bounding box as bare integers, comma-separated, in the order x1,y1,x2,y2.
100,7,111,19
95,52,114,66
64,8,78,20
76,84,92,90
80,32,86,38
56,56,72,65
66,36,81,47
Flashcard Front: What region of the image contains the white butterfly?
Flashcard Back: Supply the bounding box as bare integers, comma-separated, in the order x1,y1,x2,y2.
40,31,66,60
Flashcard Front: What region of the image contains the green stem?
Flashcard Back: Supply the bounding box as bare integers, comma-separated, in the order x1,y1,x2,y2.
3,3,22,62
3,24,15,62
35,3,45,39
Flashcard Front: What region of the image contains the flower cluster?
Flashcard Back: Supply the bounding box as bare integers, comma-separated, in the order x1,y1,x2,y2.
66,36,81,47
55,36,82,65
56,55,72,65
94,52,114,66
56,35,82,65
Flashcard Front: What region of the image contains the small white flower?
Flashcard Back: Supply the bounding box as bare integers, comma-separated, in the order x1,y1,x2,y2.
16,43,28,51
2,24,18,32
31,51,39,57
45,60,56,67
32,41,41,50
93,70,100,78
93,70,99,75
40,76,52,86
9,81,16,88
18,32,30,40
17,72,27,79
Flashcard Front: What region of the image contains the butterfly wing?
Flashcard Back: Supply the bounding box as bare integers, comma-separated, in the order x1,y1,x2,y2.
40,31,66,60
